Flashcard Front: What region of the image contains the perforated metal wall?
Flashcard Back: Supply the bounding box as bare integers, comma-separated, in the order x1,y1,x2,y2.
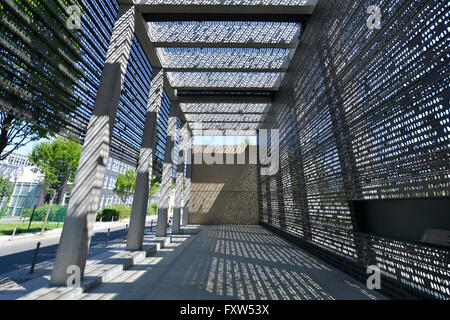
259,0,449,300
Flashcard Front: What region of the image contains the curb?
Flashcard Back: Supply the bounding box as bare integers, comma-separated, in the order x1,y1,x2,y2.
180,226,201,235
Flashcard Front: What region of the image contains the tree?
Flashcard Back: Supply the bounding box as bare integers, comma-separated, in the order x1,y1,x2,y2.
28,137,82,234
149,176,161,197
241,138,252,146
170,181,176,195
0,110,50,161
114,169,136,221
0,1,83,160
0,176,13,215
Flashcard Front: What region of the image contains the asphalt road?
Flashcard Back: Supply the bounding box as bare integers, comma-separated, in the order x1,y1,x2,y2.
0,224,134,275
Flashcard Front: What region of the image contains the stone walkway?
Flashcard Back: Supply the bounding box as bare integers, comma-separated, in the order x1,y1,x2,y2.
80,225,387,300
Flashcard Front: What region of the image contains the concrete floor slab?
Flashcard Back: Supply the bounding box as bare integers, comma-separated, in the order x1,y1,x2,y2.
80,225,387,300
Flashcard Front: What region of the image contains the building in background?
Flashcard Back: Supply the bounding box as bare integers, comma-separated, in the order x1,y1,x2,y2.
0,153,45,217
0,152,138,216
98,157,136,211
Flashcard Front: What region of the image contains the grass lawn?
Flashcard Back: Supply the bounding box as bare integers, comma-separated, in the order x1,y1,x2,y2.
0,223,63,236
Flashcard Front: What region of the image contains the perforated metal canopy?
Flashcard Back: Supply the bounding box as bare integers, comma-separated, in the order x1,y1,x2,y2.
120,0,318,134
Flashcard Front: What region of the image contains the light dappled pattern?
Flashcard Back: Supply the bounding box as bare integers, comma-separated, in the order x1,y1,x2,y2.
168,72,282,88
184,114,266,123
189,122,262,130
149,21,300,45
180,104,270,114
259,0,450,300
140,0,315,7
158,48,291,71
3,0,448,301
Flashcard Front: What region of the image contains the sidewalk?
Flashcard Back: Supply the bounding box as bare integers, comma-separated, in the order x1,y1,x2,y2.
0,217,157,249
0,233,128,295
0,231,163,300
0,217,159,296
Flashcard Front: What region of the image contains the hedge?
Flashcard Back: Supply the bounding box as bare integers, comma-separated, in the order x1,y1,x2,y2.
96,203,158,222
23,205,68,222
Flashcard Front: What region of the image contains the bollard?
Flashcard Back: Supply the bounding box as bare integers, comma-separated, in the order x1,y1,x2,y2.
10,226,17,241
150,220,154,232
124,224,128,241
105,228,110,247
100,217,103,223
29,242,41,274
112,217,114,223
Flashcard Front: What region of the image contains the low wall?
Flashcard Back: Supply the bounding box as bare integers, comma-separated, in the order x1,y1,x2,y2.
189,145,259,225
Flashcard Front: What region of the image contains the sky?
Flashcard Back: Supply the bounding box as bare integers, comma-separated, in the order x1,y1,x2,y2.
6,135,255,158
5,137,53,157
193,136,256,145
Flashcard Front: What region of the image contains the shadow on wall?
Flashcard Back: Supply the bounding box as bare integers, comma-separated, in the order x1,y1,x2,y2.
189,145,259,225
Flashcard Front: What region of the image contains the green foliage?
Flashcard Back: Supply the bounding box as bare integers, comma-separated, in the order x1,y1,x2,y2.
150,176,161,197
0,110,51,161
148,203,158,216
96,207,122,222
29,137,81,233
0,0,83,160
23,205,68,222
28,137,82,193
114,170,136,204
170,182,176,195
0,223,61,236
241,138,252,146
0,176,13,198
96,203,157,222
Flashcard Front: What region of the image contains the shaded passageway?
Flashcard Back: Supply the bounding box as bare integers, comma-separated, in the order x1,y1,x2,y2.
79,226,386,300
1,0,448,301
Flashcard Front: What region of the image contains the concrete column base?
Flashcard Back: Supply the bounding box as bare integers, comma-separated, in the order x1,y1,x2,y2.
156,208,168,237
172,208,181,234
181,206,188,227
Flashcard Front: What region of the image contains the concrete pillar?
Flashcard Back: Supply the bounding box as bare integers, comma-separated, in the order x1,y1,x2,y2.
156,103,179,237
126,69,164,251
50,5,136,285
182,132,193,227
172,122,188,234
